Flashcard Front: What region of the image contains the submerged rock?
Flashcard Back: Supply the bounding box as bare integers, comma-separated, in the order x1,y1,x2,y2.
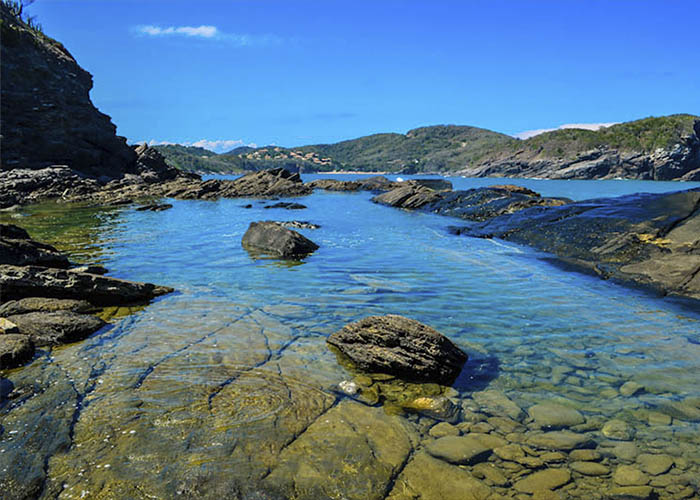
0,334,35,369
0,265,173,306
528,402,585,429
425,435,492,465
327,314,467,384
512,468,571,493
263,202,307,210
241,221,319,259
386,450,492,500
6,311,106,346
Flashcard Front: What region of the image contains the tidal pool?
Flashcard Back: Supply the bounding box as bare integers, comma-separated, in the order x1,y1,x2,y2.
1,176,699,499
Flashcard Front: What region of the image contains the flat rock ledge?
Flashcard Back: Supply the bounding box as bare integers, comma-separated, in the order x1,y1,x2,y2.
327,314,468,384
242,221,319,259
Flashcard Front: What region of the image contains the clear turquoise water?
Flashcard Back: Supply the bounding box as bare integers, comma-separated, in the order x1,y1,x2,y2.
1,176,699,498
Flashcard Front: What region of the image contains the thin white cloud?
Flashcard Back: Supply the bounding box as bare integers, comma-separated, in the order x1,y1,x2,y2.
142,139,256,154
138,25,219,38
514,122,619,140
134,25,281,46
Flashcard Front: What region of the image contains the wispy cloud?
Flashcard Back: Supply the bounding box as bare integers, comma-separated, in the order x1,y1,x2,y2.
514,122,619,140
143,139,256,154
134,24,281,46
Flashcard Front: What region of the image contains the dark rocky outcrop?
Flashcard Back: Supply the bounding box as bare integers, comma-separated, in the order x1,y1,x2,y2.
458,119,700,182
309,175,401,192
0,4,136,178
327,315,468,384
5,311,106,347
455,188,700,302
135,203,173,212
0,334,35,369
0,297,97,316
263,202,307,210
0,224,70,268
0,265,173,306
242,221,319,259
373,185,568,221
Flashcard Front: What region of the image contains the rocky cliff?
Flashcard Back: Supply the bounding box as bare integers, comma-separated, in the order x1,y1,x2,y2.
0,4,136,178
459,117,700,181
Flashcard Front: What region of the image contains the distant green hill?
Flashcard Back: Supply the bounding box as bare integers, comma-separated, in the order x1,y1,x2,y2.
493,114,699,161
152,144,245,173
156,114,699,177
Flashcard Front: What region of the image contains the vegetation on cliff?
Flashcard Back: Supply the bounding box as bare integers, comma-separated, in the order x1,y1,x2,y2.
151,145,246,174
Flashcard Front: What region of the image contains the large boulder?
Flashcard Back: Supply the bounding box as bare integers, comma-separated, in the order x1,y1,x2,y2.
241,221,319,258
6,311,105,346
0,265,173,306
327,315,468,384
0,297,97,316
0,334,35,369
0,224,70,268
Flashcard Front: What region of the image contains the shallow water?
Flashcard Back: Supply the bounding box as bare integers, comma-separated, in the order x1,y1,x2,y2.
1,176,700,499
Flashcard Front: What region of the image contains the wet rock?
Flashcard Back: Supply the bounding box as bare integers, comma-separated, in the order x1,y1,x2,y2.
277,221,320,230
68,264,109,275
309,176,401,193
0,317,20,334
512,468,571,493
426,435,492,465
570,461,610,476
620,381,644,397
327,314,467,384
0,334,35,369
461,188,700,303
606,486,654,499
428,422,460,438
263,202,307,210
526,431,594,451
636,453,674,476
0,297,97,316
402,396,460,422
569,449,601,461
528,402,585,429
264,400,415,500
613,465,649,486
472,389,525,421
0,224,70,268
338,380,358,395
493,443,526,461
656,397,700,422
408,178,453,191
6,311,106,346
242,221,319,259
375,185,567,222
472,462,509,487
611,441,639,461
489,184,541,196
0,265,173,306
602,419,635,441
135,203,173,212
646,411,672,426
386,450,492,500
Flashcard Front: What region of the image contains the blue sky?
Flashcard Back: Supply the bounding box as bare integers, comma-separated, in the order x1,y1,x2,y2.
26,0,700,152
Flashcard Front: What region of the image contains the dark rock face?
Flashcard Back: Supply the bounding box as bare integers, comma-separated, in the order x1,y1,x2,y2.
373,185,568,221
0,5,136,177
327,315,468,384
136,203,173,212
458,188,700,301
6,311,106,347
242,222,319,259
0,224,70,268
0,265,174,306
0,334,35,369
459,124,700,181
